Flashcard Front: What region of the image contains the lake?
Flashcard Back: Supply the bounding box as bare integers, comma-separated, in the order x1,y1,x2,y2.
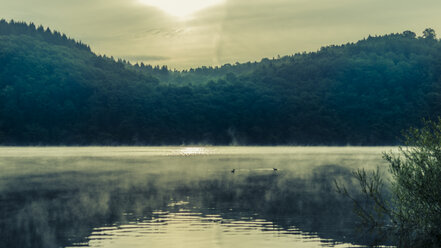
0,147,396,248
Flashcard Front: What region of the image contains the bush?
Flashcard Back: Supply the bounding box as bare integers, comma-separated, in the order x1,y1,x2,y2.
338,118,441,247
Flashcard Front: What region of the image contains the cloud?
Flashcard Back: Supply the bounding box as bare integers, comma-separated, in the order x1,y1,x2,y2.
1,0,440,69
188,0,441,65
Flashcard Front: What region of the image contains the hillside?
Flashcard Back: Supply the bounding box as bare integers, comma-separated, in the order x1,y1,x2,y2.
0,20,440,145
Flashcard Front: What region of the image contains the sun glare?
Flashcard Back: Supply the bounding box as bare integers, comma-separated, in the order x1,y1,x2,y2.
139,0,225,18
178,147,210,156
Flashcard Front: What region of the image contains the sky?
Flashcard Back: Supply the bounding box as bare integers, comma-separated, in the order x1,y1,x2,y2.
1,0,441,69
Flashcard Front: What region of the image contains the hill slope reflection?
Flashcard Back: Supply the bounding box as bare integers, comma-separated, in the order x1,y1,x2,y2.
0,147,392,248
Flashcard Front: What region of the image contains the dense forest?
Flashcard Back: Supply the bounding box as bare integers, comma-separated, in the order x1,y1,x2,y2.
0,19,440,145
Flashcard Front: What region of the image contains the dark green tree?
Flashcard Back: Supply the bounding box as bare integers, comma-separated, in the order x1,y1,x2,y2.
423,28,437,40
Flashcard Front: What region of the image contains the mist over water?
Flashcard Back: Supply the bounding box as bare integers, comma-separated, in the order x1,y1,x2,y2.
0,147,395,248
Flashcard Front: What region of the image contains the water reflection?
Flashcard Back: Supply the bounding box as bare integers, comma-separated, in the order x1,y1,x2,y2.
0,147,394,248
177,147,212,156
78,209,360,248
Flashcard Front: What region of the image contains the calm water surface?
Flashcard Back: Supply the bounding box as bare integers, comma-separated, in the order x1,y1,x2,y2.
0,147,396,248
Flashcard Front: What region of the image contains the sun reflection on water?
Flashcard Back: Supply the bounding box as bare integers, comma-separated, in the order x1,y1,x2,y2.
74,207,365,248
178,147,211,156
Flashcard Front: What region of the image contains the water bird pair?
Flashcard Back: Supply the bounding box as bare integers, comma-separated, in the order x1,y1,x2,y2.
231,168,277,173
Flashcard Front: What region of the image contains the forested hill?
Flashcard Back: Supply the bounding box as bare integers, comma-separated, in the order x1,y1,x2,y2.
0,20,440,145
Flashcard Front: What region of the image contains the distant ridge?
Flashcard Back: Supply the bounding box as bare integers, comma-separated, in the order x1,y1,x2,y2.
0,20,440,145
0,19,90,52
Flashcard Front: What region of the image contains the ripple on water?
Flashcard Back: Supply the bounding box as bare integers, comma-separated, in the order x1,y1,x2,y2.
72,208,365,248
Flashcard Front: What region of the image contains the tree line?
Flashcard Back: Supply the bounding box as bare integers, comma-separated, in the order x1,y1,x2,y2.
0,20,440,145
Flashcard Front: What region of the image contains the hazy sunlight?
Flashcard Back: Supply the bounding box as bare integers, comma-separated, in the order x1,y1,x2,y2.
178,147,211,156
138,0,225,18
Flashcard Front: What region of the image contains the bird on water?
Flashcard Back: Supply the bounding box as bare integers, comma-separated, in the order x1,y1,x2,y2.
231,169,236,173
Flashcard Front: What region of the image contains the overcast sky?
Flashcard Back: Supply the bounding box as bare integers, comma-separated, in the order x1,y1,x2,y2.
1,0,440,69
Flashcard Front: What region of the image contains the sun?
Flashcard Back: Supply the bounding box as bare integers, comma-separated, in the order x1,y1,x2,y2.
139,0,225,18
